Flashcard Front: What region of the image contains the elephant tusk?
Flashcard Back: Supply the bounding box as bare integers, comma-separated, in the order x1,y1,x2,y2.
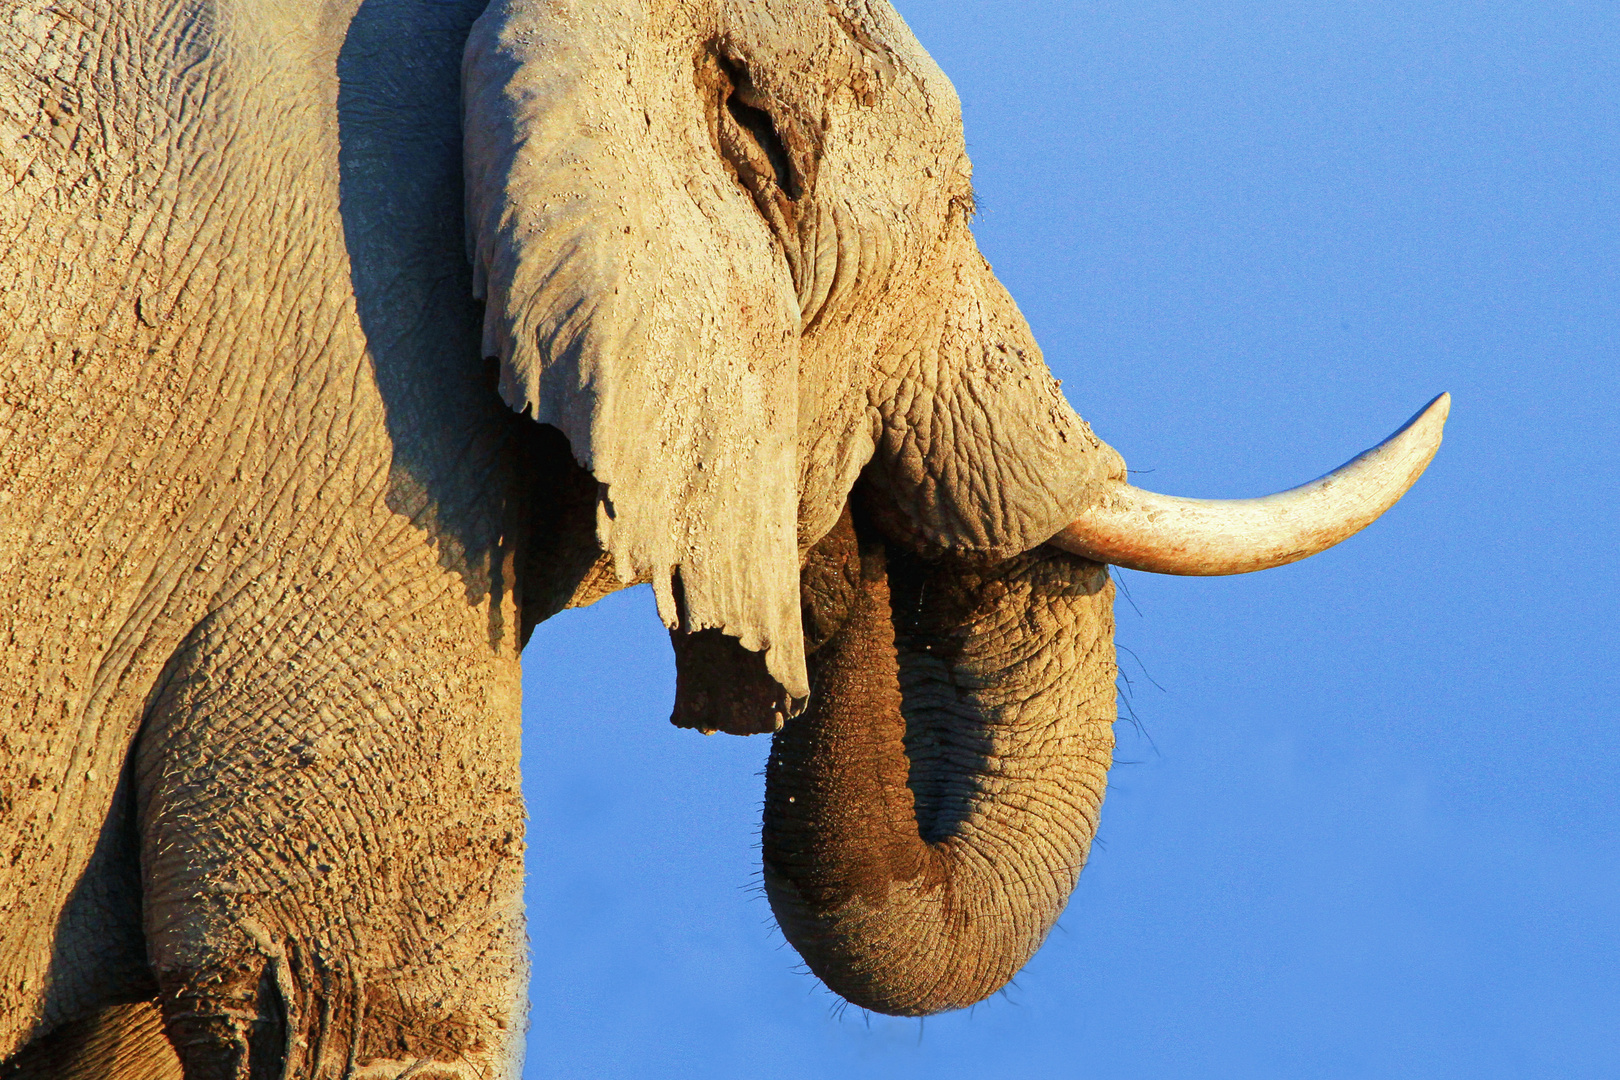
1048,393,1450,576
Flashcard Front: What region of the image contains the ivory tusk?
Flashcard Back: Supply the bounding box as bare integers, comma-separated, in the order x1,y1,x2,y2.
1048,393,1450,576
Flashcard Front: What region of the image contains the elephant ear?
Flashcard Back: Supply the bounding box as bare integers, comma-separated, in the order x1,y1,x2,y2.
463,0,809,705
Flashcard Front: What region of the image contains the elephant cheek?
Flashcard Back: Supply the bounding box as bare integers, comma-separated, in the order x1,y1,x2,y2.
864,229,1126,560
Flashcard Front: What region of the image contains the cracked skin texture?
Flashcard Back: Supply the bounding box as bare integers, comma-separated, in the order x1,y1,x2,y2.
2,1,533,1075
3,0,1127,1073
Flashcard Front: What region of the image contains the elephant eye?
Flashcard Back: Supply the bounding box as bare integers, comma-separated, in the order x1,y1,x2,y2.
726,88,798,199
709,53,801,203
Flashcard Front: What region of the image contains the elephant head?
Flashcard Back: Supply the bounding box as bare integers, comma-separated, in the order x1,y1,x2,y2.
463,0,1447,1016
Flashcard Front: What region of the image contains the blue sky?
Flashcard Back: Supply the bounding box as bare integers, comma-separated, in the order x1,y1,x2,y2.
518,2,1619,1076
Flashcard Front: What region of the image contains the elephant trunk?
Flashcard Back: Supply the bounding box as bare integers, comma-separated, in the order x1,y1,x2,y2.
762,503,1116,1016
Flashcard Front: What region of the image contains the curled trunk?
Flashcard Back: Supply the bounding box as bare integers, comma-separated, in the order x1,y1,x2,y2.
763,502,1117,1015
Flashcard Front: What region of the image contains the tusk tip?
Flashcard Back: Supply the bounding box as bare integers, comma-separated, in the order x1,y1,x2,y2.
1386,390,1450,475
1415,390,1451,431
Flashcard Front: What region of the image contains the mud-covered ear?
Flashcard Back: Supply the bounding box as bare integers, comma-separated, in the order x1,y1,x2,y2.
463,0,808,705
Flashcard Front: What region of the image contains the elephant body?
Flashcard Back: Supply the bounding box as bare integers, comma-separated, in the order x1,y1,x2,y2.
1,2,546,1073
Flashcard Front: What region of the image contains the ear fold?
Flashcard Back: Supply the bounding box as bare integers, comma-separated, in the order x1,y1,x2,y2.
463,0,809,705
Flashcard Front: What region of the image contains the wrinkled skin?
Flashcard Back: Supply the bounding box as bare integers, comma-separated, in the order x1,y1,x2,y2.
2,0,1126,1075
765,498,1115,1015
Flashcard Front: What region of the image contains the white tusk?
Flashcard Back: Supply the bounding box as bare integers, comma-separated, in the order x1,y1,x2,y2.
1048,393,1450,576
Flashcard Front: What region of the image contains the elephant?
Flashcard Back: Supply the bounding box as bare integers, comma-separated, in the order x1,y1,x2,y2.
0,0,1446,1075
